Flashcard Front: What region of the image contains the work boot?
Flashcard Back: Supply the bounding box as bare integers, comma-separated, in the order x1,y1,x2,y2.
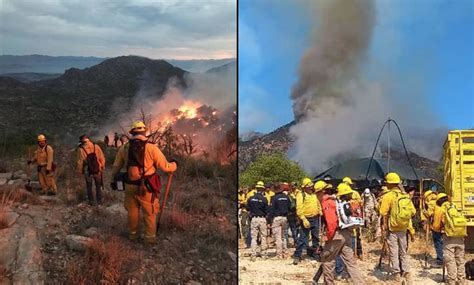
144,236,157,246
404,272,414,285
128,233,138,241
293,256,301,265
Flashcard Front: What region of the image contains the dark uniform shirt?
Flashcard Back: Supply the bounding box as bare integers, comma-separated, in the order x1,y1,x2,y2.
268,192,291,222
246,191,268,218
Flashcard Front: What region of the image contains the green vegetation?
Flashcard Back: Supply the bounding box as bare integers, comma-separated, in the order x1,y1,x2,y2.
239,152,308,187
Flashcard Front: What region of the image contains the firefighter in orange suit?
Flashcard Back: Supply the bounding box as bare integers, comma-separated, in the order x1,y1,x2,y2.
111,121,177,245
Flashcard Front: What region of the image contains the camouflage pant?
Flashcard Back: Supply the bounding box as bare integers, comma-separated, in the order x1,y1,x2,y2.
443,236,466,285
387,231,409,274
272,216,288,255
321,228,365,285
251,217,267,257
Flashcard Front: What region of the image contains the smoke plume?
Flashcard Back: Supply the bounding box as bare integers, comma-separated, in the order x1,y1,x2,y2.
289,0,445,174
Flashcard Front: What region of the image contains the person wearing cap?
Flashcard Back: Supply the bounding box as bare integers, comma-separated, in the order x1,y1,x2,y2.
320,183,366,284
77,134,106,205
28,134,57,195
379,172,416,284
247,180,269,261
293,178,322,265
111,121,177,245
268,183,291,259
362,188,378,242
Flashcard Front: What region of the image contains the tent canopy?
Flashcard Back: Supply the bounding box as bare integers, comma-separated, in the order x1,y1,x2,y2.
314,157,426,182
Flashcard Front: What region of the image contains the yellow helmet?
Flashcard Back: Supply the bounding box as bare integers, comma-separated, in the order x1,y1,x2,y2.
256,181,265,189
385,172,401,184
337,183,353,197
342,177,354,185
314,180,329,192
129,121,147,134
37,134,46,141
436,193,447,201
424,190,434,199
301,177,314,188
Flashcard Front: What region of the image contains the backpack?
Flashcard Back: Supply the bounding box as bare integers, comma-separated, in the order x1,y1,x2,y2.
126,139,162,212
80,144,100,175
127,139,147,182
389,192,416,229
336,199,364,229
44,144,57,171
444,203,467,237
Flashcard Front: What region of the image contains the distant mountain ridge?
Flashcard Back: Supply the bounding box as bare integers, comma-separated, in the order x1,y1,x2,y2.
0,55,236,74
0,55,187,142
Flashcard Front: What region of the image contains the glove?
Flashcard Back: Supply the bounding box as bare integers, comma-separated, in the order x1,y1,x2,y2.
27,160,32,165
169,158,179,167
302,218,310,229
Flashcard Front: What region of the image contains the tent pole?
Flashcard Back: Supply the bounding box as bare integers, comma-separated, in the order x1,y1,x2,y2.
387,118,391,172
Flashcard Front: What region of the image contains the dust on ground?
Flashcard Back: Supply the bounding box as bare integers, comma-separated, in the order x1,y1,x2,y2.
238,233,474,285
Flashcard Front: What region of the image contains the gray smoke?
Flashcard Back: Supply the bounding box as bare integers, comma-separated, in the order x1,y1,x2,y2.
291,0,375,120
289,0,445,174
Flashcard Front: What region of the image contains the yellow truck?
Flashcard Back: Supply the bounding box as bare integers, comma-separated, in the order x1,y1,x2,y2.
443,130,474,248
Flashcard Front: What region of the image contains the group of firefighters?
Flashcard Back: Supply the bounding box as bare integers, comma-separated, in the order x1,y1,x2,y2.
238,173,468,285
26,121,177,245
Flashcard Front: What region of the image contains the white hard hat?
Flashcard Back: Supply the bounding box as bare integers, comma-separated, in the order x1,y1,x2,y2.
364,188,370,194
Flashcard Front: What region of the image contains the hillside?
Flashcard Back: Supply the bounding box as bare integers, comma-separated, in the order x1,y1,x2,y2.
239,121,442,179
0,56,186,144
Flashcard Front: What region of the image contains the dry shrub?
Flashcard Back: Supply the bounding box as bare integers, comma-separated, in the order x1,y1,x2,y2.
163,208,192,230
67,237,141,284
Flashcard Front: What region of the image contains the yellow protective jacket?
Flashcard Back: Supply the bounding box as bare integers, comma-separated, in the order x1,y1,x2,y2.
352,190,362,205
379,187,415,232
246,189,257,201
431,204,445,233
238,193,246,206
112,135,177,178
264,190,275,204
421,194,437,222
77,141,106,174
33,144,54,170
296,191,322,220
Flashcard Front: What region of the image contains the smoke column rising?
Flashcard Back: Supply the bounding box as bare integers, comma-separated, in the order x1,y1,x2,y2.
289,0,445,174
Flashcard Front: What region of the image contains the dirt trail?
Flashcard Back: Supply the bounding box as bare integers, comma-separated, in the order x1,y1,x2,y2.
239,235,474,284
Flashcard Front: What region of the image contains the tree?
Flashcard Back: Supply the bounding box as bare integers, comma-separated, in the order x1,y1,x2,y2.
239,152,308,187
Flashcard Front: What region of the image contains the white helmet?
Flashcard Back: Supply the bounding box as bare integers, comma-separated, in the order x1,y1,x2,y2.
364,188,370,195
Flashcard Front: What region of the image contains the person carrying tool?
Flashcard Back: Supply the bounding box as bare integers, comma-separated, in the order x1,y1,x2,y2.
362,188,378,242
293,178,322,265
317,182,365,284
432,192,467,285
27,134,57,195
77,135,106,205
268,183,291,259
111,121,177,245
246,180,269,261
379,172,416,284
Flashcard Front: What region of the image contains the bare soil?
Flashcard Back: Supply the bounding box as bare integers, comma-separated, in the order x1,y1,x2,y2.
238,233,474,284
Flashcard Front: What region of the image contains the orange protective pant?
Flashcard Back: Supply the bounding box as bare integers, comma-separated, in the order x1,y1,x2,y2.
124,183,160,242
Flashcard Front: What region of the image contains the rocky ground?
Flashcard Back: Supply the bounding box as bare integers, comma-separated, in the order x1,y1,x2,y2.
238,234,474,284
0,166,236,284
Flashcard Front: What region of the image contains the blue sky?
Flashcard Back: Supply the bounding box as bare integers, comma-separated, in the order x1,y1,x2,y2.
239,0,474,134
